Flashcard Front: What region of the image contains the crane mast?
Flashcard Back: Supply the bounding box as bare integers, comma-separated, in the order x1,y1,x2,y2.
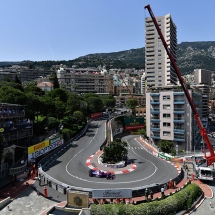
144,4,215,166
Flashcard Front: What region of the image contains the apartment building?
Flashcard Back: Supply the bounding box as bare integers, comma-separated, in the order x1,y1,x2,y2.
115,94,146,109
0,69,53,83
141,72,146,94
191,84,210,118
57,67,113,94
145,14,177,89
194,69,212,86
146,86,202,151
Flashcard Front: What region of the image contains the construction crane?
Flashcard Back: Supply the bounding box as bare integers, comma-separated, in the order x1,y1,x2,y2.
144,4,215,167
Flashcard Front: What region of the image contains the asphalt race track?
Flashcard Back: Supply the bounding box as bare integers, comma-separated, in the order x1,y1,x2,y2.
44,119,178,190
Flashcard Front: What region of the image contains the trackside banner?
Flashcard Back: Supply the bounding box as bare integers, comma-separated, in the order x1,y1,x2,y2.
90,112,102,119
28,135,64,161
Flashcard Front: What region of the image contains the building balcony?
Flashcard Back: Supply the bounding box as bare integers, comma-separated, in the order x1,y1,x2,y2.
174,119,185,123
150,93,160,97
151,127,160,131
174,129,185,134
173,92,184,96
174,111,185,114
150,135,160,140
174,100,185,105
150,101,160,105
151,119,160,122
150,110,160,114
173,138,185,142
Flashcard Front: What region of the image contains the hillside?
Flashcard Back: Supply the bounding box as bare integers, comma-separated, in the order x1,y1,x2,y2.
1,41,215,74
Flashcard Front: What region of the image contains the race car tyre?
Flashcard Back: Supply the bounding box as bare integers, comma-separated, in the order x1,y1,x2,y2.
89,171,93,177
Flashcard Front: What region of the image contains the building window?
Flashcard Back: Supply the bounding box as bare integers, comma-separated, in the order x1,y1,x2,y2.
163,122,171,127
163,113,171,118
163,105,170,110
163,95,170,100
163,131,171,136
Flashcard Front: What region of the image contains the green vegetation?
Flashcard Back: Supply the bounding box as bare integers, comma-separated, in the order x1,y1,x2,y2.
0,79,116,142
101,138,128,164
91,183,203,215
158,140,174,154
126,98,138,116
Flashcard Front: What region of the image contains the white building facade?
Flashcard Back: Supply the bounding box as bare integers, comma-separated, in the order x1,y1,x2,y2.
145,14,177,89
146,87,202,151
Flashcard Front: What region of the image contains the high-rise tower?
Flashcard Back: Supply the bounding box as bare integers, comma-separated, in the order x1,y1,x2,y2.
145,14,177,89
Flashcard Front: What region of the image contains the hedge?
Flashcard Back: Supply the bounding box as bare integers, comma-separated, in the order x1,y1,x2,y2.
90,183,203,215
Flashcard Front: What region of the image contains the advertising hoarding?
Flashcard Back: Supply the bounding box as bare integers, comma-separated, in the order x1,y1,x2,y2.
28,135,64,161
124,118,144,131
90,112,102,119
92,189,132,199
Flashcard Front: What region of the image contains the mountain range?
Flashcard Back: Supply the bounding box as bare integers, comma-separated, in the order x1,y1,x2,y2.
1,41,215,75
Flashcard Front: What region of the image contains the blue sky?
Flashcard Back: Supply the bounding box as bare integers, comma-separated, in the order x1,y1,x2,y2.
0,0,214,61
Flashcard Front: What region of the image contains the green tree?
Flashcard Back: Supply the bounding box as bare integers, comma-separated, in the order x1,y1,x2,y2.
39,96,55,118
102,138,128,163
126,98,138,116
54,99,66,119
48,88,68,103
49,72,60,89
0,86,27,104
25,92,42,121
23,83,44,96
66,93,82,116
138,128,147,138
73,110,85,124
14,75,23,91
159,140,174,153
87,96,104,114
102,97,116,109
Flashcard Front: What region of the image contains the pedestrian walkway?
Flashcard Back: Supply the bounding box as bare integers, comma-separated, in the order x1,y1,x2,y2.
0,178,35,201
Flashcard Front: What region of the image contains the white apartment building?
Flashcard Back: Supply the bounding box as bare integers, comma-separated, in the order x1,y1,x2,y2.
57,67,113,94
141,72,146,94
145,14,177,89
146,86,202,151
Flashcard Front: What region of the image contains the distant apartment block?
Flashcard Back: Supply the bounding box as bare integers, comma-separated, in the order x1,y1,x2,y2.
0,69,53,83
141,72,146,94
145,14,177,89
194,69,212,86
191,84,210,118
115,94,146,109
57,67,113,94
146,86,202,151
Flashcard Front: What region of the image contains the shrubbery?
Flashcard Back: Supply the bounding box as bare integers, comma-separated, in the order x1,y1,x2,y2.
91,183,203,215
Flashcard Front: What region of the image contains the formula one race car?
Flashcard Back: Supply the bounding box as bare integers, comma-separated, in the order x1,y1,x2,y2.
89,169,116,180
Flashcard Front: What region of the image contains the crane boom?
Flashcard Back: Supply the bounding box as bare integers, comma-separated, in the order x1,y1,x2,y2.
144,4,215,166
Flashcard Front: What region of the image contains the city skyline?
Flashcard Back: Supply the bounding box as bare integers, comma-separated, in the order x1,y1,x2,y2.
1,0,215,61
